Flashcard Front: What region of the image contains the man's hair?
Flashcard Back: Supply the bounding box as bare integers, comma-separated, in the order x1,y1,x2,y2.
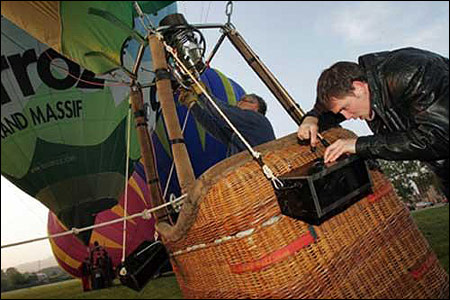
316,61,366,112
244,93,267,115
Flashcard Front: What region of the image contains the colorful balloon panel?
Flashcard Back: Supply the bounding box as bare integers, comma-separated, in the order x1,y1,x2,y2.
47,161,156,278
1,1,176,74
1,16,138,244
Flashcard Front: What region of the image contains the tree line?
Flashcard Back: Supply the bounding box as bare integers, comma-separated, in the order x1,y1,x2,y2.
1,266,71,292
378,160,447,206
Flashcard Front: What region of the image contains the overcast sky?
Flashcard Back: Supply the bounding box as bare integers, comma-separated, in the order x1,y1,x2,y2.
1,1,449,270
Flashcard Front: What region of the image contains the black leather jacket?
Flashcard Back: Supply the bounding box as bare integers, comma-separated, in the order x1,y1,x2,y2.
356,47,448,162
306,48,449,197
307,47,449,162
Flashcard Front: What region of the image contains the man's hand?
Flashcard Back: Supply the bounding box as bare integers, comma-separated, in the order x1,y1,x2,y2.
192,81,207,95
297,116,319,147
178,88,198,108
324,139,357,163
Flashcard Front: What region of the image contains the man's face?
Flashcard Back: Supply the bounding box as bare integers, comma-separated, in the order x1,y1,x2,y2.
237,96,259,112
329,81,372,120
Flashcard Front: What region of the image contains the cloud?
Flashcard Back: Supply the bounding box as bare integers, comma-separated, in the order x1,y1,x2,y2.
330,2,394,44
320,2,449,55
401,22,449,56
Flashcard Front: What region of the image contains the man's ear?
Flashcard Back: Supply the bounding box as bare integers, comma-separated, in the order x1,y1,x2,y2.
352,81,366,96
352,80,365,89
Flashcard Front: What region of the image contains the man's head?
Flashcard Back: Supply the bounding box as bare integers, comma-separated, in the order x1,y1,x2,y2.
237,94,267,115
316,62,372,120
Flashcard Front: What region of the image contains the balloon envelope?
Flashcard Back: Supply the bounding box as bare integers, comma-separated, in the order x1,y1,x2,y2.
1,6,183,251
47,161,156,278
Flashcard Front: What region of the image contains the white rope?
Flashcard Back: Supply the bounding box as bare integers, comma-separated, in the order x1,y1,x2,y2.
1,194,188,250
204,1,213,23
159,37,282,187
162,40,261,160
121,100,133,263
262,165,284,190
163,108,192,200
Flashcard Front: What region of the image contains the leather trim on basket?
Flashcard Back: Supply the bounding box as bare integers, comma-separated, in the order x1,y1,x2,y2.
230,226,317,274
409,253,438,280
367,183,393,203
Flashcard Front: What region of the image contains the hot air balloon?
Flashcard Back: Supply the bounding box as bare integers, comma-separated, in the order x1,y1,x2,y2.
1,0,176,274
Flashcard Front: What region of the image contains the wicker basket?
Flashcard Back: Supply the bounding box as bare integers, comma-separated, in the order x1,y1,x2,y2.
164,128,449,299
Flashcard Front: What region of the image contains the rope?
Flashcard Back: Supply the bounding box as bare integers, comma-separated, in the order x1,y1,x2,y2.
121,100,133,263
204,1,213,23
163,107,192,200
42,49,130,87
159,36,283,189
1,194,188,250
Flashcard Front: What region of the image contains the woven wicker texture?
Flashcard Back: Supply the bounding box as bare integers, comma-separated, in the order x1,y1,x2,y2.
166,128,449,299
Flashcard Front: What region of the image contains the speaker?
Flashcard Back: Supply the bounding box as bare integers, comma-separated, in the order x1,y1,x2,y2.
118,241,171,291
276,155,373,225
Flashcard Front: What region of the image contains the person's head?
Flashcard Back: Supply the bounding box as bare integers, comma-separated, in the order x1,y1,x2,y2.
316,62,372,120
237,94,267,115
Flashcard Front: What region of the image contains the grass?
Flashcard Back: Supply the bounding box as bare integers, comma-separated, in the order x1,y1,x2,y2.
411,204,449,274
1,274,182,299
2,205,448,299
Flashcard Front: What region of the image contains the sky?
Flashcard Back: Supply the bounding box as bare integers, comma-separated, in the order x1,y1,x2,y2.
1,1,449,270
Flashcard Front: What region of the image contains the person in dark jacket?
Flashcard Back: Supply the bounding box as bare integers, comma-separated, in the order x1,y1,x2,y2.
179,83,276,157
297,47,449,199
80,257,92,292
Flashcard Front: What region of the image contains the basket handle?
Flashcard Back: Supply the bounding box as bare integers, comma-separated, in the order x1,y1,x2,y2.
156,180,205,242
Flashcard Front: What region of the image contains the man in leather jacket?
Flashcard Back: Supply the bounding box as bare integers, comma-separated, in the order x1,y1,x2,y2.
297,47,449,199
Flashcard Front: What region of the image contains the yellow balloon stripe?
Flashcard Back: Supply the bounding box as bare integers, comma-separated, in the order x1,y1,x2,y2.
1,1,62,52
90,231,123,249
50,238,81,270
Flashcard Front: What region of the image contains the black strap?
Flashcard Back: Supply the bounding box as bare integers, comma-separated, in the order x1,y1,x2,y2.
155,69,171,82
169,138,185,145
247,57,257,64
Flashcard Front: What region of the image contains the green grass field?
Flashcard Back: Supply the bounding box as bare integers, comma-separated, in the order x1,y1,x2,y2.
411,204,449,274
2,205,448,299
1,274,182,299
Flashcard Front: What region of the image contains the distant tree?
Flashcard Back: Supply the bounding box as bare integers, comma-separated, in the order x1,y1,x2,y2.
1,269,9,292
41,266,66,278
25,273,39,284
379,160,438,202
5,267,27,286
